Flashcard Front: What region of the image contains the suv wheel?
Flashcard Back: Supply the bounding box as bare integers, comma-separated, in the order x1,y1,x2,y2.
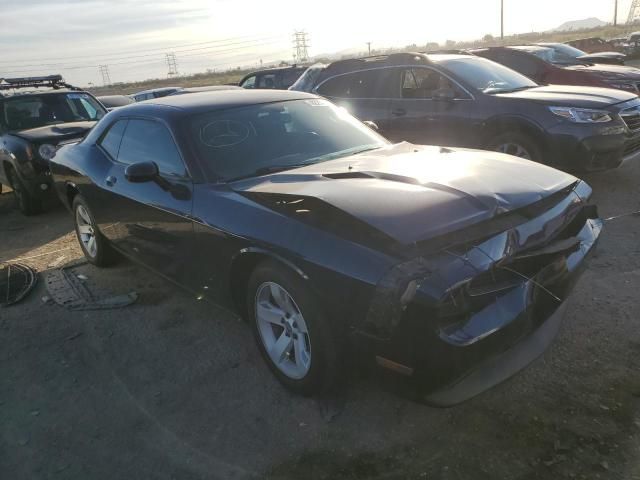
487,132,542,162
247,260,340,395
7,169,42,215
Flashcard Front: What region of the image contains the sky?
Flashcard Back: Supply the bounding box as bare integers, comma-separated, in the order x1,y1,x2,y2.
0,0,632,86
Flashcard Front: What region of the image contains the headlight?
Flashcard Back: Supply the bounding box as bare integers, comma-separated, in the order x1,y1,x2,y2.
38,143,57,161
549,107,612,123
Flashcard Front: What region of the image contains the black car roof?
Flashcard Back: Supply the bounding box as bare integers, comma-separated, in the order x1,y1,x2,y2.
115,89,317,116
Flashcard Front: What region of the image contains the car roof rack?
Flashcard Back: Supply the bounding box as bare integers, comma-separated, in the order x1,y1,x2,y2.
324,52,429,75
0,74,81,93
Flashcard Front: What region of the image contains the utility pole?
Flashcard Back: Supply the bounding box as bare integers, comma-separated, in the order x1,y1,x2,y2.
165,53,179,78
292,31,310,63
500,0,504,39
98,65,111,86
614,0,618,26
366,42,372,55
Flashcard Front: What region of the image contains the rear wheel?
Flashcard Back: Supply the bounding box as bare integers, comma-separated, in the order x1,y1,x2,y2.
247,260,340,395
7,168,42,215
487,132,542,163
72,195,115,267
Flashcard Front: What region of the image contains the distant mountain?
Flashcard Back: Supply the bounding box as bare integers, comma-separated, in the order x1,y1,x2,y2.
554,17,607,32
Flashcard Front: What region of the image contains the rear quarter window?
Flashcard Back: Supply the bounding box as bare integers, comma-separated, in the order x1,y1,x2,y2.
99,119,128,160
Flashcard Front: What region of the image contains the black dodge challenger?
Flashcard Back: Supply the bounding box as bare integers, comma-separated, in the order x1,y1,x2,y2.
50,90,602,405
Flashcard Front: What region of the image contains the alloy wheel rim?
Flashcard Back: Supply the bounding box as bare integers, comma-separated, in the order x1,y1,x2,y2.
496,142,532,160
255,282,311,380
76,205,97,258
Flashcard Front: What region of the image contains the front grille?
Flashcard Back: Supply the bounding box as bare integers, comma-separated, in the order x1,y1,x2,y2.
621,112,640,131
624,135,640,156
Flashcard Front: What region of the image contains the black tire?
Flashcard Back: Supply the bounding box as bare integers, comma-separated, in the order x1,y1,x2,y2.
486,131,543,163
247,260,340,396
7,168,42,216
72,195,116,267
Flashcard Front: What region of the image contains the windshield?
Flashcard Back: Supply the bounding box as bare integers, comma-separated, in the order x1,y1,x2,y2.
436,56,537,94
2,92,106,131
543,43,587,59
188,98,388,181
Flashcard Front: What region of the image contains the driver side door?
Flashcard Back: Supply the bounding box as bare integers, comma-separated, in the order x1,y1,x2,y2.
92,117,195,286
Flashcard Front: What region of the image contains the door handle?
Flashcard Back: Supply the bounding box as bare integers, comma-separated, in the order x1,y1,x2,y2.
392,108,407,116
105,176,117,187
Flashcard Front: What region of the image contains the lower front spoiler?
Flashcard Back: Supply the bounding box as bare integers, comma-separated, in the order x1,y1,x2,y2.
423,301,567,407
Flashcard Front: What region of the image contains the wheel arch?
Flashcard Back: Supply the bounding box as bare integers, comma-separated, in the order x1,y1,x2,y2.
482,115,548,150
65,182,81,210
229,247,309,318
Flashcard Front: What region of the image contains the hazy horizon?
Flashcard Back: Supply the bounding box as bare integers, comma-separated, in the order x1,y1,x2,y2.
0,0,632,86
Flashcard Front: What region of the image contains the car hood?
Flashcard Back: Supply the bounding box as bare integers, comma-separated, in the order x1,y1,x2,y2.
232,143,577,246
495,84,635,108
565,63,640,79
11,121,96,143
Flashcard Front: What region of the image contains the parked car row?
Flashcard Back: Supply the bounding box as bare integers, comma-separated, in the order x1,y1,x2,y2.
291,52,640,172
0,49,620,404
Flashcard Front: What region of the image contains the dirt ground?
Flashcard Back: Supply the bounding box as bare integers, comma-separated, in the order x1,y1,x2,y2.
1,161,640,480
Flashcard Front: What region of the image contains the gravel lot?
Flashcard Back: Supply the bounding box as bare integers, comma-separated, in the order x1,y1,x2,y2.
1,160,640,480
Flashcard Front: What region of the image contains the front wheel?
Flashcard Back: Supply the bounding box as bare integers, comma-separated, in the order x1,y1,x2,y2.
72,195,115,267
247,260,340,396
7,169,42,216
487,132,542,163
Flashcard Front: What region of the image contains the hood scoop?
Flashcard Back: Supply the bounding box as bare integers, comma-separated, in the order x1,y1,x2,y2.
323,171,374,180
323,170,421,185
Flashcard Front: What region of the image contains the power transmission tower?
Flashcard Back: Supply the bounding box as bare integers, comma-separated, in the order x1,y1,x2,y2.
628,0,640,23
166,53,179,78
292,31,310,63
98,65,111,86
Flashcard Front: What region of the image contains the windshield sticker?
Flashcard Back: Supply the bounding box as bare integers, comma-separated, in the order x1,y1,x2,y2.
67,93,90,100
200,120,253,148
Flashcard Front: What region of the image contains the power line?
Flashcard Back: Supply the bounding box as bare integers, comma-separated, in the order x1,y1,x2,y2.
0,34,281,66
0,39,286,75
0,36,286,69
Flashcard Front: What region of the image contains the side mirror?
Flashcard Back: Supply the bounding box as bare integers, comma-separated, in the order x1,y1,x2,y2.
433,88,455,101
363,120,380,131
125,161,159,183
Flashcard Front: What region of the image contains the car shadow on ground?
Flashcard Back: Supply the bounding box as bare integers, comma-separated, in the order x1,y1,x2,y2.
0,191,75,264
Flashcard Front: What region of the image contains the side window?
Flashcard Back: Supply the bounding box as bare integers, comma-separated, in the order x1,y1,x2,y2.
257,74,278,89
400,68,464,99
241,75,256,89
117,119,186,176
500,52,542,79
316,70,392,99
98,119,128,160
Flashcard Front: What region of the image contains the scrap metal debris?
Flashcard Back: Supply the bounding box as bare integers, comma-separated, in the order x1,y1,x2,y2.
0,263,38,307
45,262,137,311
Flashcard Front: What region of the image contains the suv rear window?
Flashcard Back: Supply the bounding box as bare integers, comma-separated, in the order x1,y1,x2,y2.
2,93,106,131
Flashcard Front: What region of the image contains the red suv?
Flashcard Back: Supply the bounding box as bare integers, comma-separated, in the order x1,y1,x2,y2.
472,46,640,95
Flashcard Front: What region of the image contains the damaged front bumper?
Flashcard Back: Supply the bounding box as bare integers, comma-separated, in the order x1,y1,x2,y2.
355,180,602,406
